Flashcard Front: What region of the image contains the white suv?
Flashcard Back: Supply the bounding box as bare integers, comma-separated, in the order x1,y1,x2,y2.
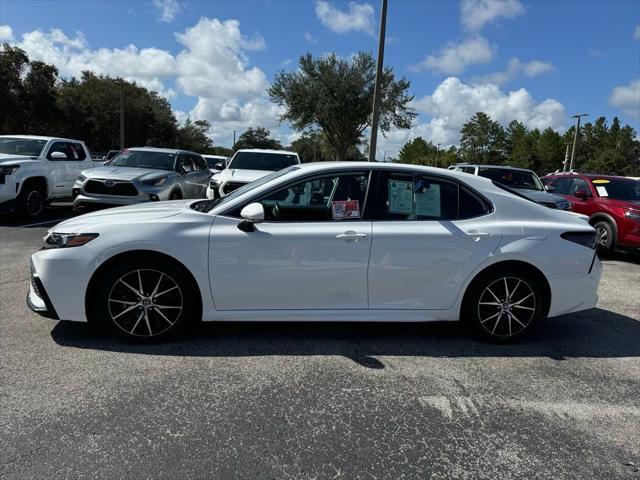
206,149,301,199
0,135,99,218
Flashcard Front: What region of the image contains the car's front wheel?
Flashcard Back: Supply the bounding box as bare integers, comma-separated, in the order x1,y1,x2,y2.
593,220,614,255
17,183,45,218
464,268,545,342
89,259,198,341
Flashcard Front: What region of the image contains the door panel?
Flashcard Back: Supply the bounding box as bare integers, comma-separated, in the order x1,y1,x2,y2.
368,216,501,309
210,216,372,310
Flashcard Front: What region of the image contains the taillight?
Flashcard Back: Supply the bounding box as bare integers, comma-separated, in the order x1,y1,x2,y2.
561,231,597,249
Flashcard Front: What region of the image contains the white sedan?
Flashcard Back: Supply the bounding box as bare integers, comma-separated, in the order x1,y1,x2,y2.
28,162,602,342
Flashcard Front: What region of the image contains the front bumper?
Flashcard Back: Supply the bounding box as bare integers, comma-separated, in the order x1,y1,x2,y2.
27,260,59,320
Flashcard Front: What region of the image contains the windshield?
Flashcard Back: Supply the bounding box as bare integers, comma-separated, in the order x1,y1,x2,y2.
478,167,544,191
109,150,176,171
191,166,300,213
204,157,226,168
229,151,298,171
0,137,47,157
592,179,640,201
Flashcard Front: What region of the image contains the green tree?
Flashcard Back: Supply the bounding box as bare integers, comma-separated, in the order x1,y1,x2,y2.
234,127,282,151
460,112,506,164
289,131,333,162
535,127,564,174
398,137,437,165
505,120,533,168
268,52,416,161
175,118,213,152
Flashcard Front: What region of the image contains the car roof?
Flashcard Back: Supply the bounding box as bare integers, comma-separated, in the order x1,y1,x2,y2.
453,163,534,172
126,146,196,155
544,172,637,181
235,148,299,155
0,135,85,143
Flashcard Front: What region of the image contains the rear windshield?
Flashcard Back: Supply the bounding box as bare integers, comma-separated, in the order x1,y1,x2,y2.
109,150,176,171
478,167,543,191
591,179,640,201
0,137,47,157
229,152,298,171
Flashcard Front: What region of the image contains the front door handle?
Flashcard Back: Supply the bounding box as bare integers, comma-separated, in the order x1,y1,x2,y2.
336,231,368,241
461,230,491,240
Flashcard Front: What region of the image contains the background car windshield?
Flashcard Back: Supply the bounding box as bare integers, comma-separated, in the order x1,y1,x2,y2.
229,152,298,171
205,157,225,168
109,150,175,170
478,168,543,191
0,138,47,156
594,179,640,201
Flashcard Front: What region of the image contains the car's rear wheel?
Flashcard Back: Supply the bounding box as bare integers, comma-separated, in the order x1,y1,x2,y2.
593,220,614,255
89,260,197,341
17,183,45,218
464,268,544,342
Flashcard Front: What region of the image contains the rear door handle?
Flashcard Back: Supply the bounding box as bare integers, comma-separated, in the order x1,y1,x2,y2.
336,231,368,241
461,230,491,240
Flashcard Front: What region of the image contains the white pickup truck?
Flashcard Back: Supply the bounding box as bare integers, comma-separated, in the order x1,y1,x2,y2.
0,135,101,218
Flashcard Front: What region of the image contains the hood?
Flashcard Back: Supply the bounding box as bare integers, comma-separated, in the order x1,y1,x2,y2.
84,166,174,182
50,200,192,232
601,198,640,210
0,153,39,164
514,188,563,204
212,168,271,184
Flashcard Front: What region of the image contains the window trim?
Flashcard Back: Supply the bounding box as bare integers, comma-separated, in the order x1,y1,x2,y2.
223,169,374,222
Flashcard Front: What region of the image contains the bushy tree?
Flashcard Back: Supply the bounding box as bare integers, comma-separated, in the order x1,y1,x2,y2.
268,52,416,161
460,112,506,164
175,118,213,152
234,127,282,151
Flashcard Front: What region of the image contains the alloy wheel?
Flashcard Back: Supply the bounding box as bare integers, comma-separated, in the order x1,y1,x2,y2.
26,190,44,216
596,226,608,247
108,269,183,337
477,276,536,338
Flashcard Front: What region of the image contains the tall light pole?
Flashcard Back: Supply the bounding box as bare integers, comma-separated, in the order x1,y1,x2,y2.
368,0,388,162
562,143,571,172
233,130,236,150
569,113,588,172
435,143,440,168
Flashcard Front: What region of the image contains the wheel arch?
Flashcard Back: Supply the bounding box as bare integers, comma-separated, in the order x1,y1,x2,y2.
18,176,48,197
588,213,618,242
85,249,203,323
461,260,551,319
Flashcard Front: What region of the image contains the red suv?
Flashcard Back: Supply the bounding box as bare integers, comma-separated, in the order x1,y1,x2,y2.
541,173,640,254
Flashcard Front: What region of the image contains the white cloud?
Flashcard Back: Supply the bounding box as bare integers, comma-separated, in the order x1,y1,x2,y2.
410,36,494,74
0,25,15,41
303,31,318,44
377,77,566,158
473,57,554,85
609,79,640,119
460,0,525,31
634,24,640,40
153,0,181,23
315,0,375,36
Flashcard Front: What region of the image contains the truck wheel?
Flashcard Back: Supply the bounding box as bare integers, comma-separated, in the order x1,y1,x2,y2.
593,220,614,255
17,183,45,218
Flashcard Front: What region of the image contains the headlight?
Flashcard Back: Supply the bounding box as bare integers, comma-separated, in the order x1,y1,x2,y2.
140,176,168,186
625,210,640,221
77,174,86,182
43,232,99,249
0,164,20,175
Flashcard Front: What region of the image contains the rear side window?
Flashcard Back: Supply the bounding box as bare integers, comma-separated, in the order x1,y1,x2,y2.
459,187,489,218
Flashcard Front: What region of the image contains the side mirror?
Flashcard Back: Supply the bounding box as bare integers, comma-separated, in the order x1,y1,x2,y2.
213,162,225,171
49,151,67,160
574,190,589,200
238,202,264,232
545,185,554,192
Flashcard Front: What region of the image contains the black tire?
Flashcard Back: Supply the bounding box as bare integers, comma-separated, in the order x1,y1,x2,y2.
169,190,182,200
16,182,45,219
593,220,614,255
463,267,545,343
88,258,198,342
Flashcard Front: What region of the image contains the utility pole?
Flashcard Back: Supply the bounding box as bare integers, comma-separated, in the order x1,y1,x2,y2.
435,143,440,168
368,0,388,162
119,83,125,149
569,113,588,172
233,130,236,150
562,143,570,172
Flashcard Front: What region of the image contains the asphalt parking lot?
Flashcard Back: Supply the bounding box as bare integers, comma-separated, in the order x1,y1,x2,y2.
1,205,639,479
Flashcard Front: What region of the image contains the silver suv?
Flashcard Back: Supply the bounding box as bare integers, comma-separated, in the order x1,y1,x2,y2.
73,147,211,209
448,164,572,210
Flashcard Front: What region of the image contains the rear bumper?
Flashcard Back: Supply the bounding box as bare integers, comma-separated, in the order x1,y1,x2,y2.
547,255,602,318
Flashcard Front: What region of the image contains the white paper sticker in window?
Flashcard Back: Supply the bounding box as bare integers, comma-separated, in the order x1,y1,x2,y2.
332,200,360,219
415,183,441,217
596,186,608,197
388,180,413,214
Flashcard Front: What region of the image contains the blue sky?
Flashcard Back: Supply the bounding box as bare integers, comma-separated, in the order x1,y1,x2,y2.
1,0,639,156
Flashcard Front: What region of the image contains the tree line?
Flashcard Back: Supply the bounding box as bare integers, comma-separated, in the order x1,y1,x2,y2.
2,42,637,174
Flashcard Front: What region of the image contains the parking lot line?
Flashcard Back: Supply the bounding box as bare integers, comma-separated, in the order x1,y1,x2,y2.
18,218,70,228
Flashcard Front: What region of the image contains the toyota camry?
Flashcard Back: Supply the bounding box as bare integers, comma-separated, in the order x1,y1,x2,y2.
28,162,602,342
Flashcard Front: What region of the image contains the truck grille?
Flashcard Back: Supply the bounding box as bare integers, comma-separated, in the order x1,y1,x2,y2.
84,179,138,196
222,181,246,195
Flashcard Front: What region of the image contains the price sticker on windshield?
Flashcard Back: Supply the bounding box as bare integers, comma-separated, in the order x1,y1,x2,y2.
592,179,610,184
332,200,360,220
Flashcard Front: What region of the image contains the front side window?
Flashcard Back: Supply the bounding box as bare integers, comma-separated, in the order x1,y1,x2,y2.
229,151,299,171
548,177,572,195
570,178,592,196
0,137,47,157
109,150,176,171
192,155,207,171
176,155,194,173
47,141,86,161
254,172,369,222
368,171,459,221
